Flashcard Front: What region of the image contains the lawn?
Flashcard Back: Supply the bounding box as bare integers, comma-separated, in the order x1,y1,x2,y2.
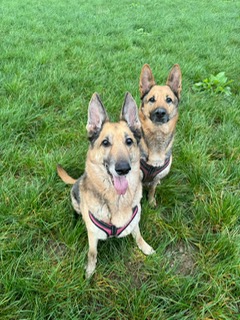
0,0,239,319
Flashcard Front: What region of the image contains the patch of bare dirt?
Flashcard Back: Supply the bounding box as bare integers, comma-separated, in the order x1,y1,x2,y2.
44,239,68,261
165,241,196,276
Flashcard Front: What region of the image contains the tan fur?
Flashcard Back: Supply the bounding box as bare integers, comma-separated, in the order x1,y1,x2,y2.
139,64,182,206
57,92,154,278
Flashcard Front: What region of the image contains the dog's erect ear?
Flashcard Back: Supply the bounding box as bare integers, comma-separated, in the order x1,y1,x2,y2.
139,64,156,99
166,64,182,100
121,92,141,129
86,93,109,136
121,92,141,142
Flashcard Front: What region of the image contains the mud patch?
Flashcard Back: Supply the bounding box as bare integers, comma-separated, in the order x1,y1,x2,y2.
165,241,196,276
44,239,68,262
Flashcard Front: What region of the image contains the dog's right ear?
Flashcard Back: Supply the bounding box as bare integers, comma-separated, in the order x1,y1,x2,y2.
139,64,156,99
86,93,109,138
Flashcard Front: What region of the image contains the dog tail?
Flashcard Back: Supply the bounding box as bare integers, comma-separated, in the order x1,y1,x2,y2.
57,164,77,185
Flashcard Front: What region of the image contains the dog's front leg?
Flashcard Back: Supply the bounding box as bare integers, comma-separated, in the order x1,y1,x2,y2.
132,224,155,255
148,181,158,207
85,231,98,278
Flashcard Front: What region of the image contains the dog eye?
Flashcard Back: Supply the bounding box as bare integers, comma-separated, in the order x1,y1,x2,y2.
102,139,110,147
166,97,172,103
149,96,155,103
125,138,133,146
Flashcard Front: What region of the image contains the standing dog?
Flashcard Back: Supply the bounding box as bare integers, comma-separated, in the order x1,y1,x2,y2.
139,64,182,207
57,92,154,278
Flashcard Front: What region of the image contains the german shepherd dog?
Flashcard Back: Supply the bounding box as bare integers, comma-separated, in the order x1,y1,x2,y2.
139,64,182,207
57,92,155,278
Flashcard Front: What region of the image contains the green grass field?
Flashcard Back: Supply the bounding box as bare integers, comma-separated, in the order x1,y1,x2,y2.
1,0,239,319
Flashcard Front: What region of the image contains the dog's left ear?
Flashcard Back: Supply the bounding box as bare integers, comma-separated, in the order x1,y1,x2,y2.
121,93,141,142
86,93,109,137
166,64,182,100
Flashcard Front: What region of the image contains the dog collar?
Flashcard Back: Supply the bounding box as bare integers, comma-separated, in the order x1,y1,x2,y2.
140,156,171,183
89,206,138,238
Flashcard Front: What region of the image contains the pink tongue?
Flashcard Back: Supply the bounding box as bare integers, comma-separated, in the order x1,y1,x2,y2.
113,176,128,195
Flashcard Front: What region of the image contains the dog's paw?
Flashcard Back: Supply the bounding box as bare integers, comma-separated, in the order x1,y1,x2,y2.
140,241,156,256
149,198,157,208
143,245,156,256
85,265,96,279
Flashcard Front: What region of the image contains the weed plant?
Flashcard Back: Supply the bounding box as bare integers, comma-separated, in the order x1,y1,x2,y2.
0,0,239,319
193,72,233,96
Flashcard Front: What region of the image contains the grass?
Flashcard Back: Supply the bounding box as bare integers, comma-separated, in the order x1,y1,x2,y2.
0,0,239,318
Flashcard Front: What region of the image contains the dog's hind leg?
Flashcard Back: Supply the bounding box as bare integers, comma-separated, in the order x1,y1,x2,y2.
85,231,98,278
132,224,155,255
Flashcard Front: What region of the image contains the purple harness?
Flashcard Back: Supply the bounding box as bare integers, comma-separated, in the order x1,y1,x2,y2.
89,206,138,237
140,157,171,183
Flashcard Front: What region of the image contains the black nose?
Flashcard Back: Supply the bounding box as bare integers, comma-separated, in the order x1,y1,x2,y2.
150,107,169,124
155,108,167,117
115,161,131,175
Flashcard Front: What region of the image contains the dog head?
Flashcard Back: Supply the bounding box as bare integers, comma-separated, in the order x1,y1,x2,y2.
86,92,141,195
139,64,182,126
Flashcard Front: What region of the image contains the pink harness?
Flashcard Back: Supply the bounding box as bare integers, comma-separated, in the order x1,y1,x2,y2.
89,206,138,237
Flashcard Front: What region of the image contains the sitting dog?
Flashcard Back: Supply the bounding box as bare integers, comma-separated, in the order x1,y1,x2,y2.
138,64,182,207
57,92,155,278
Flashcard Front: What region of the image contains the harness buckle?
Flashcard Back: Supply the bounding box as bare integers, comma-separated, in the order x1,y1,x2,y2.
110,225,118,237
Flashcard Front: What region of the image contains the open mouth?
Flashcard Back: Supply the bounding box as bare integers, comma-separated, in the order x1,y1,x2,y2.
112,175,128,195
104,163,129,195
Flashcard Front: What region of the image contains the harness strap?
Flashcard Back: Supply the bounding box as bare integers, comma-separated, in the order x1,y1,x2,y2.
140,156,171,183
89,206,138,238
